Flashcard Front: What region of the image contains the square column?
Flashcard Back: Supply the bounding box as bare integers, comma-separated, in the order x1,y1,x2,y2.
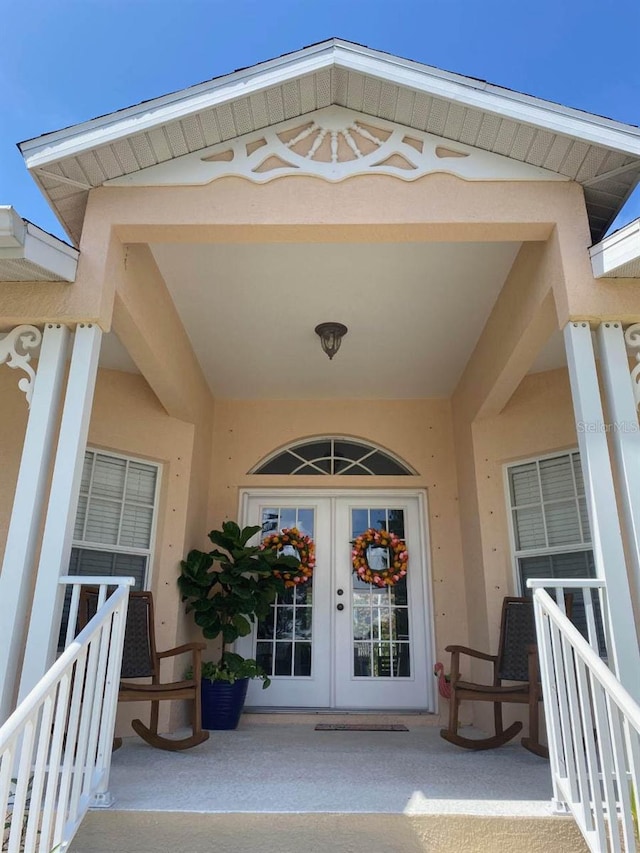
597,321,640,615
19,324,102,703
564,321,640,702
0,324,69,724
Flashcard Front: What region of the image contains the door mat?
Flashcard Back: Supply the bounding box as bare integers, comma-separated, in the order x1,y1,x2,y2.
314,723,409,732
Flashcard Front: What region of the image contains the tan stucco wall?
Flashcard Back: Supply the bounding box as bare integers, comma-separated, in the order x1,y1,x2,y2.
0,371,28,564
474,367,578,637
0,364,212,733
0,173,608,332
208,398,468,689
0,355,597,733
88,369,213,733
72,811,589,853
1,168,623,736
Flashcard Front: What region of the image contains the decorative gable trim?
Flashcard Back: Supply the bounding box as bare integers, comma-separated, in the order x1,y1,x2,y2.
106,107,568,188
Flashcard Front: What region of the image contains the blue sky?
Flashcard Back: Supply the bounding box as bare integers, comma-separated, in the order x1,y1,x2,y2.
2,0,640,243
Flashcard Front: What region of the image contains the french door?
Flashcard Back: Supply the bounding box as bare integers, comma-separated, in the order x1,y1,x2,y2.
236,490,434,711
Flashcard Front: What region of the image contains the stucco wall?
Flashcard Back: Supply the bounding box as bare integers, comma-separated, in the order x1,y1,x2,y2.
474,367,577,639
470,367,578,732
0,364,211,733
0,361,582,731
0,371,28,565
88,369,212,732
208,398,468,691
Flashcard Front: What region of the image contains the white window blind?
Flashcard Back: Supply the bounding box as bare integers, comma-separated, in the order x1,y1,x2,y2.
69,450,159,590
508,452,591,553
507,450,599,643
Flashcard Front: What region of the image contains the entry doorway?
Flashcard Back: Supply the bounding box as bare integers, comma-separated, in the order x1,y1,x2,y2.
236,490,434,711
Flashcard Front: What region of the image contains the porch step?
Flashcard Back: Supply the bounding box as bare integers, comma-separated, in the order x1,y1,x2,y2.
70,811,588,853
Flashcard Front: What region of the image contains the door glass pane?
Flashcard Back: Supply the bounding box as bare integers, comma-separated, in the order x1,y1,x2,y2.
350,507,411,678
256,506,315,678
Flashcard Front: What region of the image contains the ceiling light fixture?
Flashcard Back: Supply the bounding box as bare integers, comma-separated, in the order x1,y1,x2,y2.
315,322,348,361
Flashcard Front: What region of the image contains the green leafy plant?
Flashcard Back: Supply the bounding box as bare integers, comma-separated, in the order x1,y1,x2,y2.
178,521,302,689
2,776,61,853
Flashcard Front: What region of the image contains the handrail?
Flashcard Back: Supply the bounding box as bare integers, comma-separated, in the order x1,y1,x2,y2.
529,580,640,852
1,577,133,853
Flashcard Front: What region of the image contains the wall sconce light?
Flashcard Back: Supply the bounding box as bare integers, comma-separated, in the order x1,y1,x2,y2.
315,322,348,360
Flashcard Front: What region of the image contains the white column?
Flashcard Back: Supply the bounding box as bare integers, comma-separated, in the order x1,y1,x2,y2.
564,321,640,702
19,324,102,702
0,325,69,723
597,321,640,613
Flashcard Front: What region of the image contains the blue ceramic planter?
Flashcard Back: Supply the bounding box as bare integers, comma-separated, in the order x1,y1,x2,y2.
201,677,249,730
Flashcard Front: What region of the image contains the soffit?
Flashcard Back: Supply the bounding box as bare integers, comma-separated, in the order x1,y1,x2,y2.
20,40,640,247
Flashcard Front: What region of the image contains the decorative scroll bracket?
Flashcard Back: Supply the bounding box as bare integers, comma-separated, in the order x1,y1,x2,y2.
624,323,640,410
0,325,42,407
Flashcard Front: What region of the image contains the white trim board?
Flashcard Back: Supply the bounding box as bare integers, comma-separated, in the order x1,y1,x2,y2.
20,40,640,167
0,206,78,282
590,218,640,278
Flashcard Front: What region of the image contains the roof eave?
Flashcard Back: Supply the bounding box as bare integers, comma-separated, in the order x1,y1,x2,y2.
19,39,640,172
0,206,78,282
590,218,640,278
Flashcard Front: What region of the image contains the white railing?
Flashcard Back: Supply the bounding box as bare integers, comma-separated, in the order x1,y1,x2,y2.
528,579,640,852
1,577,132,853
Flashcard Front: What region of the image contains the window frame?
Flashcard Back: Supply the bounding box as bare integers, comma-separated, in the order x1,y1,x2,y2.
250,436,416,476
71,447,162,590
503,448,593,596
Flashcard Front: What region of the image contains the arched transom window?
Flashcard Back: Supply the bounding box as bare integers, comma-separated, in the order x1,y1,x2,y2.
251,438,415,476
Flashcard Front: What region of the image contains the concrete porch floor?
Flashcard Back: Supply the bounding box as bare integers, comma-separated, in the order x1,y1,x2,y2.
98,714,556,817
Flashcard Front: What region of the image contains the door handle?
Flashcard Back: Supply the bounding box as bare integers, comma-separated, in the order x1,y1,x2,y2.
336,603,344,611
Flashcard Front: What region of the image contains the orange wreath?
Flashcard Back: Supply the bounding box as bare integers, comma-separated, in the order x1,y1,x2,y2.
261,527,315,588
351,528,408,588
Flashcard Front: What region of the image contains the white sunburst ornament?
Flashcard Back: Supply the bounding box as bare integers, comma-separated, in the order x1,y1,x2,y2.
106,105,567,189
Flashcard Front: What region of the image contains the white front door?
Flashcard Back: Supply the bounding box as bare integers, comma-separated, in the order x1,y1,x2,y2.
236,490,433,711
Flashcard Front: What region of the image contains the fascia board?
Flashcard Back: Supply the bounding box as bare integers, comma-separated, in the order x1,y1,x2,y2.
590,218,640,278
19,44,338,169
0,213,78,281
19,39,640,171
0,206,26,247
332,45,640,157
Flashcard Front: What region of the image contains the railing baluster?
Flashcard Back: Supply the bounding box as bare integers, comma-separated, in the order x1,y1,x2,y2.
534,601,563,808
66,582,82,648
93,605,127,804
64,647,92,828
22,695,55,852
8,723,35,853
591,676,623,853
528,580,640,853
575,655,608,848
582,587,599,654
607,700,636,850
550,617,579,802
0,577,133,853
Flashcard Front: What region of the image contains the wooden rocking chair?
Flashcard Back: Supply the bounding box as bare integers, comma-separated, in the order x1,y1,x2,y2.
81,589,209,751
440,596,547,756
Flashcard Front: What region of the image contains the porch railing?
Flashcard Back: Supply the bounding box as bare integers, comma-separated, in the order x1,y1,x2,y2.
0,576,133,853
528,578,640,852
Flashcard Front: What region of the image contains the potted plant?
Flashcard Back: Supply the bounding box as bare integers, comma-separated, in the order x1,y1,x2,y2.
178,520,301,730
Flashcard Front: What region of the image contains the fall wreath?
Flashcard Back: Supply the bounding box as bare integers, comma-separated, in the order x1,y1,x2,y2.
261,527,315,587
351,528,408,588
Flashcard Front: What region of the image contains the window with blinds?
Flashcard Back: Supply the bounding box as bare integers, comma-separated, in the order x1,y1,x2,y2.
69,450,160,590
507,451,599,643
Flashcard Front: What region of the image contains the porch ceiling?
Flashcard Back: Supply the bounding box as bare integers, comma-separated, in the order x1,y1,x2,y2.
145,240,522,399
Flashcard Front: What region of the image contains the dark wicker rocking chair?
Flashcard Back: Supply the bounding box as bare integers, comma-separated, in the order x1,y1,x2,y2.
81,589,209,751
440,596,547,756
